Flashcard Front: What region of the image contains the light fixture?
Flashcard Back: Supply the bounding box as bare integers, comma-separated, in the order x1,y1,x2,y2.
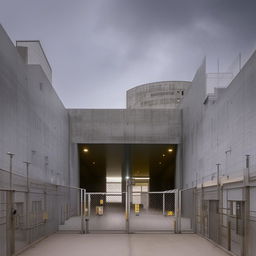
125,176,130,180
159,161,162,165
162,154,165,157
83,148,89,153
133,177,150,180
168,148,173,152
106,177,122,182
92,162,95,165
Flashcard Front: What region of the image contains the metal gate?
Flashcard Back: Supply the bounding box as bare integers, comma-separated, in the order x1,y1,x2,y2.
128,190,177,233
86,192,127,233
82,189,178,233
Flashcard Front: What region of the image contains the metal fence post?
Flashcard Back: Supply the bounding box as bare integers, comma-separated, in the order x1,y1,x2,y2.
6,153,15,256
80,189,84,234
175,189,180,233
125,177,130,233
216,163,221,244
24,161,31,244
162,192,166,216
178,189,182,233
243,155,250,256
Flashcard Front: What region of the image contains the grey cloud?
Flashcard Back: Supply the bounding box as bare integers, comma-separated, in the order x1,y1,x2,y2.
0,0,256,108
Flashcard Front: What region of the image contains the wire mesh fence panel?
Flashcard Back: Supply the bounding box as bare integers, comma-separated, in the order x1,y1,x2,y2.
180,188,195,232
14,191,28,253
129,191,176,232
57,187,82,232
87,192,126,232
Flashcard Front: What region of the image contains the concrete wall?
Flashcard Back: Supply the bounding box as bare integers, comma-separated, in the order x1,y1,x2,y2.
182,51,256,188
16,41,52,83
127,81,191,109
0,25,72,186
68,109,182,144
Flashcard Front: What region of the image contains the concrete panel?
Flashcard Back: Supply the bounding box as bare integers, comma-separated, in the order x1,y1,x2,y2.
227,188,244,201
0,25,72,187
68,109,181,144
182,50,256,188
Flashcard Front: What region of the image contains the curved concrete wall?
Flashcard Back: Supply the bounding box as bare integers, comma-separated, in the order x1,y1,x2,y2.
126,81,191,109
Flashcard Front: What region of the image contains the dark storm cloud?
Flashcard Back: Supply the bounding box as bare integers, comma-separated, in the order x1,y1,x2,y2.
1,0,256,108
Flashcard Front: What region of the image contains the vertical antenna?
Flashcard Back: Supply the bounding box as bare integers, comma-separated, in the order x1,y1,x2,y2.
239,52,242,71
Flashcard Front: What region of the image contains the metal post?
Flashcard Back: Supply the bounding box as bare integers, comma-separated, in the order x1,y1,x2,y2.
243,155,250,256
227,220,231,251
178,190,182,233
80,189,84,234
83,189,87,234
239,53,242,71
244,155,250,186
7,153,14,191
216,163,221,244
125,177,130,233
6,152,15,256
175,190,180,233
23,161,31,244
162,192,165,216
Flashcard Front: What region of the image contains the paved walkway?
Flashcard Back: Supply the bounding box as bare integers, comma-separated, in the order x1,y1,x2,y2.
19,233,229,256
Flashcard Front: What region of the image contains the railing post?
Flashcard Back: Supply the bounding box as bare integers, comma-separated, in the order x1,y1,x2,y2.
80,189,85,234
162,192,165,216
6,152,15,256
24,161,31,244
243,155,250,256
125,177,130,233
216,163,221,244
175,189,181,233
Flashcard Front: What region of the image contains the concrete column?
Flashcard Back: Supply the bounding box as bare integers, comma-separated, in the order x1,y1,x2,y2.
175,144,183,189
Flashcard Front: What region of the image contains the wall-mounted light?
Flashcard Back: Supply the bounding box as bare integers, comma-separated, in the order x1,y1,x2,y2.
162,154,166,157
83,148,89,153
133,177,150,180
168,148,173,152
106,177,122,182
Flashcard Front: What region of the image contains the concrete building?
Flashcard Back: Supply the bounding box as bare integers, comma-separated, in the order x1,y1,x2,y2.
0,24,256,256
126,81,191,109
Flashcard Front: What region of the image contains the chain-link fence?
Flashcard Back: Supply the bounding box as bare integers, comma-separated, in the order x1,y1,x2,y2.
86,192,126,232
180,188,195,233
0,167,81,256
192,182,256,256
129,191,176,232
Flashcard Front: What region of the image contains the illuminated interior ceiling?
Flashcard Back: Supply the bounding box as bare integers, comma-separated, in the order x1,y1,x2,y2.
79,144,177,191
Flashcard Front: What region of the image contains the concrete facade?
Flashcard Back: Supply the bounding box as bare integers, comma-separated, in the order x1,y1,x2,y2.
0,25,71,186
182,52,256,187
69,109,181,144
1,23,256,256
127,81,191,109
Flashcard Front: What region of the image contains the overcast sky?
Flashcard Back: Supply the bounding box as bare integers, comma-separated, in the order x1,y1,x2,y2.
1,0,256,108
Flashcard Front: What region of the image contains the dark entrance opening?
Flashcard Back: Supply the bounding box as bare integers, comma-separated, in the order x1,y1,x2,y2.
78,144,177,192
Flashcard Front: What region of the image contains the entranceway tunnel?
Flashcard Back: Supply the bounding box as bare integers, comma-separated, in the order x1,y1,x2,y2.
78,144,177,193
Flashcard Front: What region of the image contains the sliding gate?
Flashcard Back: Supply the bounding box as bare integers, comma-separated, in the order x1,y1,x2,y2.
83,189,177,233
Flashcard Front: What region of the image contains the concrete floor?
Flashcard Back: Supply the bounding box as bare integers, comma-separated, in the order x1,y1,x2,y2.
59,207,192,232
19,234,230,256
